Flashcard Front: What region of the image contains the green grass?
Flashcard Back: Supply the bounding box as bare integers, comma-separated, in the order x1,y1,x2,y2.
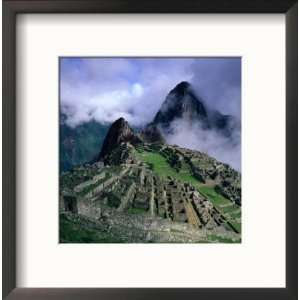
230,210,241,218
219,205,240,215
200,186,241,233
127,207,146,214
137,151,178,178
137,151,201,186
60,213,123,243
230,222,241,233
199,186,229,206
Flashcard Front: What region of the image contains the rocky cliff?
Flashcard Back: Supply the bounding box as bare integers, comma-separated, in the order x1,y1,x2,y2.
98,117,141,161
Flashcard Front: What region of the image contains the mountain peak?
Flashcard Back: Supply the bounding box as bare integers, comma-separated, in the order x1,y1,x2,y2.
170,81,192,97
115,117,126,124
152,81,208,127
98,117,140,160
175,81,191,89
108,117,131,134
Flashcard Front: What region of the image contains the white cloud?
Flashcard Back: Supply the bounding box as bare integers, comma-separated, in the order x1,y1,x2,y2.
132,83,144,97
60,58,193,127
163,119,241,171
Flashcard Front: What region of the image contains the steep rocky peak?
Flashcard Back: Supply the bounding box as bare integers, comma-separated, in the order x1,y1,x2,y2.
153,81,208,126
171,81,192,96
112,117,131,136
114,117,126,125
98,117,139,161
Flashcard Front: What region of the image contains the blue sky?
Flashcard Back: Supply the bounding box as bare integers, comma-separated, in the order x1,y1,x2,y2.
60,57,241,128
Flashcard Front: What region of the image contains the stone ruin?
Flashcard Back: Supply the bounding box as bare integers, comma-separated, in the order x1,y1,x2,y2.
61,161,238,236
60,141,241,241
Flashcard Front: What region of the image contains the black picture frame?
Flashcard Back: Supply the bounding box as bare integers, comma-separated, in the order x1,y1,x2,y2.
3,1,298,299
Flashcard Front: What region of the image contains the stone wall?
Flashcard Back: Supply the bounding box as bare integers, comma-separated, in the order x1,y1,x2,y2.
83,175,119,199
74,171,106,193
83,166,129,199
117,182,136,212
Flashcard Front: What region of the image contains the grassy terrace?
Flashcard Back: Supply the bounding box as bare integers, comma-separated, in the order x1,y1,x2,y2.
127,207,147,214
136,149,241,233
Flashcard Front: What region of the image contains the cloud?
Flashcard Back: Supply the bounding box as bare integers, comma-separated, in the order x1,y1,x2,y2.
163,119,241,171
189,58,241,118
60,58,194,127
61,58,240,127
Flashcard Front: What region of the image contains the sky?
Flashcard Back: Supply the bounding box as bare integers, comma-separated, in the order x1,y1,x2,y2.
60,57,241,127
60,57,241,170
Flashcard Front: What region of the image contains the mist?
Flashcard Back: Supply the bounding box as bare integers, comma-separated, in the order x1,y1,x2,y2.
161,119,241,171
60,58,240,127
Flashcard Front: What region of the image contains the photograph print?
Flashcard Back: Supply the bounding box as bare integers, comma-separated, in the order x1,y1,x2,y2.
59,57,241,243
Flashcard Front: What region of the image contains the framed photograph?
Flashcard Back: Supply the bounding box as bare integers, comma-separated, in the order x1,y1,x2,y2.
3,0,297,299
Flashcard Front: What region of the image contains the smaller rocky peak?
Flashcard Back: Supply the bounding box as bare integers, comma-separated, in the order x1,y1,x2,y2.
112,117,131,136
98,117,140,161
114,117,126,125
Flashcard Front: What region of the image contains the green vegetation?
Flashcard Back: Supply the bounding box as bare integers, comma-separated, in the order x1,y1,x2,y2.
127,207,146,214
199,186,229,206
60,120,109,172
230,222,241,233
198,186,241,233
60,213,123,243
137,150,200,186
137,151,179,178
